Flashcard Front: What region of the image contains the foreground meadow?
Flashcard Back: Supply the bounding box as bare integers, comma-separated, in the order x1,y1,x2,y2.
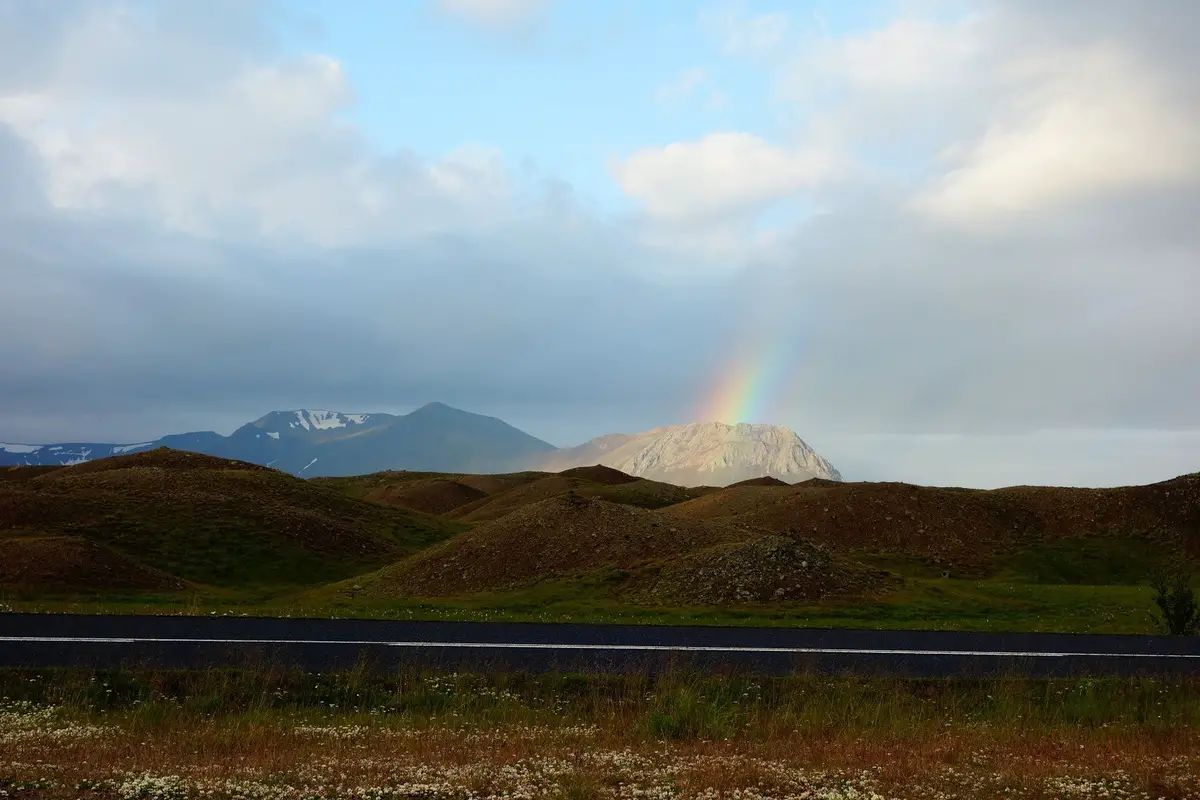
2,668,1199,799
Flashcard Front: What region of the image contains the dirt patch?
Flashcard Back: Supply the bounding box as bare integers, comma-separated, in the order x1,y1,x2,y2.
623,535,892,605
0,535,187,592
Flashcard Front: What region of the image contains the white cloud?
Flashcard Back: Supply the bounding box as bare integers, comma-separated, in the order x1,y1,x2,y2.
0,9,527,246
755,5,1200,227
611,132,838,222
434,0,554,30
914,44,1200,225
799,17,984,95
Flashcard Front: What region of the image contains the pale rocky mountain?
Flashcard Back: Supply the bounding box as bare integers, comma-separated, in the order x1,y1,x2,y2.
539,422,842,487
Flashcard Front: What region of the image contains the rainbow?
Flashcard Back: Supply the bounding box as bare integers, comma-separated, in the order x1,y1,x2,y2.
694,313,825,425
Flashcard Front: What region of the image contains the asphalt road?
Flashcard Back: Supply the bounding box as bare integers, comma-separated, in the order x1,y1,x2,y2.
1,614,1198,676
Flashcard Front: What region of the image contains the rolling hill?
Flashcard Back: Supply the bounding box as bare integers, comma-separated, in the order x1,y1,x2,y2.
355,492,886,603
4,448,1199,633
0,448,463,589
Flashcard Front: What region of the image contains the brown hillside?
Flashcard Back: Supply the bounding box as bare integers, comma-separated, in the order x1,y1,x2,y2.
315,470,550,502
988,475,1200,543
58,447,272,476
447,475,595,523
728,476,789,488
446,473,708,523
362,478,488,515
582,478,711,510
661,485,797,521
733,482,1044,569
0,466,61,483
367,494,759,597
452,471,549,495
675,475,1200,571
319,467,704,520
0,535,186,593
793,477,843,488
0,448,461,587
559,465,639,485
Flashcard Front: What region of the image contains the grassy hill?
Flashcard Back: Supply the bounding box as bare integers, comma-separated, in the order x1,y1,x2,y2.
0,449,463,589
4,452,1199,634
318,466,709,520
663,475,1200,578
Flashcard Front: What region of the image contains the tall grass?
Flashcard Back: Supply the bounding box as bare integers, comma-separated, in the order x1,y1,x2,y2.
4,667,1200,798
3,666,1198,740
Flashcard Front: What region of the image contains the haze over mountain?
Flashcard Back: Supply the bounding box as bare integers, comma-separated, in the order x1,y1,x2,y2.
538,422,842,487
0,403,556,477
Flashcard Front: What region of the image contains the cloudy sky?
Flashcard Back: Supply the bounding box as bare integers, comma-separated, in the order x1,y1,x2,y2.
1,0,1198,488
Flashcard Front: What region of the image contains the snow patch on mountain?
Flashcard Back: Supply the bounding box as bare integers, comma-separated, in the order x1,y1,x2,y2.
0,443,42,454
288,410,372,432
63,448,92,466
266,432,280,440
112,443,154,454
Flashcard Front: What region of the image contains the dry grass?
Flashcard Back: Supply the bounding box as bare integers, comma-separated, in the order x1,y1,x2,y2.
3,668,1200,798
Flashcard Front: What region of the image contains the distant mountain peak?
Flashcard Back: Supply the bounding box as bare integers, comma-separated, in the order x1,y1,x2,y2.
408,401,470,417
539,420,841,487
3,403,554,476
249,409,374,433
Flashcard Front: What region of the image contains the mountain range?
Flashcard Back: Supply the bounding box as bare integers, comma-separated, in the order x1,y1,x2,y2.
0,404,842,486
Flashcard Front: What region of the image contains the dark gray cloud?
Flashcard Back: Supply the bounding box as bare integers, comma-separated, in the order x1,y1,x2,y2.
0,0,1197,488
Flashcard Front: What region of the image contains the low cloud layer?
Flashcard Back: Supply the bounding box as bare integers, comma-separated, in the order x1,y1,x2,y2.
1,0,1197,487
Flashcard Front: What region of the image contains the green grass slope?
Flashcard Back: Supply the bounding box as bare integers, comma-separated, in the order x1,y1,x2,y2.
353,492,883,605
0,448,463,588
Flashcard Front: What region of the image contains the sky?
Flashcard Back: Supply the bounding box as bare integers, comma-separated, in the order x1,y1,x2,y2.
1,0,1198,488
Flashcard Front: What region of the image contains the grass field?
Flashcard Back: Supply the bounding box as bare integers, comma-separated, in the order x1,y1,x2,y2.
0,574,1162,634
2,666,1199,798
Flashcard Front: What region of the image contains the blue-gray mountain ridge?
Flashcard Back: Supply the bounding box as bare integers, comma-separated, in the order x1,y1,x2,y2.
0,403,556,477
0,404,843,485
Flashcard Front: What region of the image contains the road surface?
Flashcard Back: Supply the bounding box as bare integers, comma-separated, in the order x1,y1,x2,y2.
1,614,1197,676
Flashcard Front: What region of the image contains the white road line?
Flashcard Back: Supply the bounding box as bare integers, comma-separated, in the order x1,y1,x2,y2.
0,636,1197,659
